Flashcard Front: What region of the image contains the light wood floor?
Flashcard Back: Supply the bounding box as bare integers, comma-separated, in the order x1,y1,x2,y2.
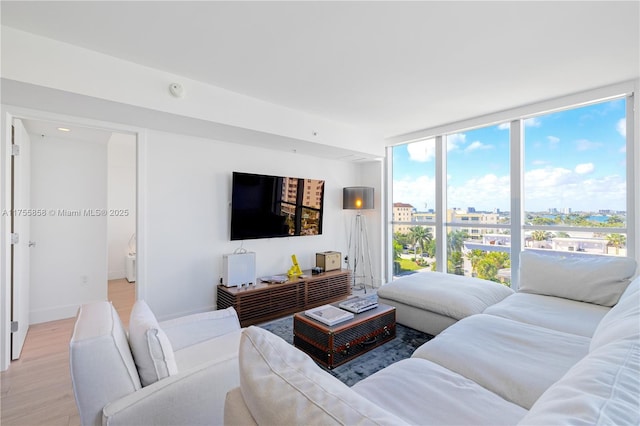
0,279,135,426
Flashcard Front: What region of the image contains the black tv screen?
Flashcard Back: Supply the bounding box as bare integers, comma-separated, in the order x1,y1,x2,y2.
230,172,325,240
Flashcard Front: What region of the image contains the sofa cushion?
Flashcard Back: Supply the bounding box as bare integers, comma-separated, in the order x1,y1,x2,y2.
159,307,241,351
519,250,637,306
590,277,640,351
352,358,527,425
377,271,513,321
173,328,242,371
412,314,590,409
483,292,610,337
128,300,178,386
238,326,408,425
518,341,640,426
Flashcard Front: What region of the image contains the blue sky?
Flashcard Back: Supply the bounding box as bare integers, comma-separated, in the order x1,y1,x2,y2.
393,98,627,213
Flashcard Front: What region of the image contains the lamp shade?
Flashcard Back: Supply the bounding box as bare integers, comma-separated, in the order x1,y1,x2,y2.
343,187,374,210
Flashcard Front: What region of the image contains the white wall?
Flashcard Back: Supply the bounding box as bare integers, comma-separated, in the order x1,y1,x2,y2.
144,129,358,319
358,160,385,286
29,134,108,323
107,133,136,279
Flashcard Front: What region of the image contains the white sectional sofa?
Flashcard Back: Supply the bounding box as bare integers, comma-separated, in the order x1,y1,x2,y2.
376,270,515,335
224,251,640,425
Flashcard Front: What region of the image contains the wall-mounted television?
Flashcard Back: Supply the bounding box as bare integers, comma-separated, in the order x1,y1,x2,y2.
230,172,325,240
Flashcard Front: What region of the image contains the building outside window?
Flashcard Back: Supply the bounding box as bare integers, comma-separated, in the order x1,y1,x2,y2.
390,94,632,289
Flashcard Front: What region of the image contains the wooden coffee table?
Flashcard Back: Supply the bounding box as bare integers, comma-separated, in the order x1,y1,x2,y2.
293,303,396,369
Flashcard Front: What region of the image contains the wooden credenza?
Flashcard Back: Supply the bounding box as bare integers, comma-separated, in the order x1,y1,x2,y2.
217,269,352,327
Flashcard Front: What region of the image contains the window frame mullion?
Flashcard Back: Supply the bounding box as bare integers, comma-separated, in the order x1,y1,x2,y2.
510,119,523,290
435,135,446,272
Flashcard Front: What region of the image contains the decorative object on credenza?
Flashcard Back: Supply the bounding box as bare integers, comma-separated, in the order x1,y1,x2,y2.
343,186,375,292
287,254,303,279
222,250,256,287
316,251,341,272
260,275,288,284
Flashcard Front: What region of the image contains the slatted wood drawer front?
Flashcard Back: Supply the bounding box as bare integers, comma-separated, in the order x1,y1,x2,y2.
217,269,351,326
306,273,351,307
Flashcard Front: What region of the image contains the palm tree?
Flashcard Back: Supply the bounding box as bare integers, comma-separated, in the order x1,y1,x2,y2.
606,233,626,255
408,226,433,257
465,249,485,277
448,251,464,275
531,230,551,242
447,230,468,253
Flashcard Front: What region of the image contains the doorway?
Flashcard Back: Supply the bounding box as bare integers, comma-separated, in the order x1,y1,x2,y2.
10,117,137,359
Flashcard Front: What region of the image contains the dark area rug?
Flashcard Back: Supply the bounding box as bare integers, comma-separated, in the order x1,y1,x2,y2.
259,315,433,386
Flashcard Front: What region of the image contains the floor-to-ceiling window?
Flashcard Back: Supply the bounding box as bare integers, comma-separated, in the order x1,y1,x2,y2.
446,125,511,283
523,98,628,258
390,91,634,289
392,138,436,276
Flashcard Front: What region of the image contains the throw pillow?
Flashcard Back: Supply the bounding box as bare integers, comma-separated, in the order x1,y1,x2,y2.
238,326,408,425
128,300,178,386
518,251,637,306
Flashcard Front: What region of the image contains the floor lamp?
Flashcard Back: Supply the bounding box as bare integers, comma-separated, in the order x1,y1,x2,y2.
343,187,375,293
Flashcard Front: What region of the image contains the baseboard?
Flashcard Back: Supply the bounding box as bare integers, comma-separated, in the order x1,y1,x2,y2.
30,304,80,324
108,270,126,280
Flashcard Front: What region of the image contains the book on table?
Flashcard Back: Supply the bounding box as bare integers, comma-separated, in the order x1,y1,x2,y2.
304,304,354,326
339,294,379,314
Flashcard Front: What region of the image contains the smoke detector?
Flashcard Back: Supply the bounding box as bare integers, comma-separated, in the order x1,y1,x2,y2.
169,83,185,98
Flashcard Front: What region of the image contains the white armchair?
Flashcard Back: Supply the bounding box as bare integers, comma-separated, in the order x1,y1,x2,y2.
69,300,242,426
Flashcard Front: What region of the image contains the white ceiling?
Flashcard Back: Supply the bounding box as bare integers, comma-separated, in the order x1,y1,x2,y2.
2,1,639,139
20,119,114,145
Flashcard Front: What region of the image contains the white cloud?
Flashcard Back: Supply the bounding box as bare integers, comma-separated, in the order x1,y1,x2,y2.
575,139,602,151
547,136,560,145
406,138,436,162
525,167,575,188
447,173,510,210
446,133,466,151
616,118,626,138
498,123,510,130
575,163,595,174
394,166,625,213
524,167,625,211
393,175,436,210
524,117,541,127
464,140,493,153
406,133,476,161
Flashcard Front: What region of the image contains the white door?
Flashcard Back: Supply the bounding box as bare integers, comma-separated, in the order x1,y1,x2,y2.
11,118,31,360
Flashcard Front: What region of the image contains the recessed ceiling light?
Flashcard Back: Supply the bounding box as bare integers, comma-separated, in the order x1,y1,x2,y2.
57,127,71,132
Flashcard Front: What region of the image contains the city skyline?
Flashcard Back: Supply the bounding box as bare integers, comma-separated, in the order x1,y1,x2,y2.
393,98,627,213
